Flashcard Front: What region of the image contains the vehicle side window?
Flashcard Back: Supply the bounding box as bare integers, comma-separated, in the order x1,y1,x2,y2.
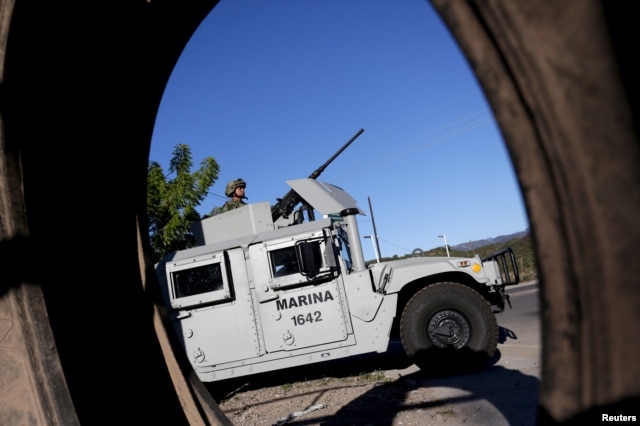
173,262,224,298
270,246,300,277
167,252,234,309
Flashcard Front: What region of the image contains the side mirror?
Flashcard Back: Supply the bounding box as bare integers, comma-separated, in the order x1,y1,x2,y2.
297,241,321,278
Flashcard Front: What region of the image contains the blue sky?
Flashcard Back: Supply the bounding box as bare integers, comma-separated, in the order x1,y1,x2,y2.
150,0,529,260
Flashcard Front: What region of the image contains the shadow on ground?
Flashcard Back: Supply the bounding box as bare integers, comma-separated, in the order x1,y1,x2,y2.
323,363,539,425
206,327,540,425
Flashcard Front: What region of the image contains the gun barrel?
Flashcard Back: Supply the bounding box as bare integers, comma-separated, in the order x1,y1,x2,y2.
309,128,364,179
272,128,365,221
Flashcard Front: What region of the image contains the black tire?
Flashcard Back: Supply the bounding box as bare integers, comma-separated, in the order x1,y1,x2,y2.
399,282,498,374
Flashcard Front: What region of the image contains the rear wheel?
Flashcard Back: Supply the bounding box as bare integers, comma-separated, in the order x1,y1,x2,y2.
399,282,498,374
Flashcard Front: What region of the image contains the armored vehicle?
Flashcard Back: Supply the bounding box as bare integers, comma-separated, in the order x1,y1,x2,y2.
155,130,519,382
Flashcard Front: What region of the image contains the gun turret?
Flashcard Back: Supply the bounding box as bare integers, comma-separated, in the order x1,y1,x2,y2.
271,128,365,222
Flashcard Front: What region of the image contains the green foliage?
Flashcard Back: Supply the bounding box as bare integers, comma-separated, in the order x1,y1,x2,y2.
147,144,220,263
358,369,389,383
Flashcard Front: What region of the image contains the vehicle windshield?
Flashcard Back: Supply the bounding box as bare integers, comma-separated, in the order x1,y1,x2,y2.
337,224,353,272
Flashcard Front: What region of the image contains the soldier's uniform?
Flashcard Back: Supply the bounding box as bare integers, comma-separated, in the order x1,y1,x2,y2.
217,198,245,213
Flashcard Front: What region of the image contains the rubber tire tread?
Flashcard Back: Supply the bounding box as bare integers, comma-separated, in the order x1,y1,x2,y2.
399,282,498,374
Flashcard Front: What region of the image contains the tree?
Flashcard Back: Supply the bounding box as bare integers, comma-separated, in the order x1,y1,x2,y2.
147,143,220,263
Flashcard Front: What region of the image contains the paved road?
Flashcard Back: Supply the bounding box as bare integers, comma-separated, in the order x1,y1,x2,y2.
382,280,541,425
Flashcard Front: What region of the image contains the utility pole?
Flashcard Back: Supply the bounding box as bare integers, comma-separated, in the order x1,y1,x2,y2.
368,196,382,261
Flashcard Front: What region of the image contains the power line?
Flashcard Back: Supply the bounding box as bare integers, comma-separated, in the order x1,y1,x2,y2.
377,237,412,254
330,108,495,180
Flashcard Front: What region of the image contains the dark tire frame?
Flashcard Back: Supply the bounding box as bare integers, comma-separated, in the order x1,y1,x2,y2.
400,282,498,374
1,1,638,424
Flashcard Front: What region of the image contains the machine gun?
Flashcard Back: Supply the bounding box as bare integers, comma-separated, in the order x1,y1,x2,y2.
271,128,365,222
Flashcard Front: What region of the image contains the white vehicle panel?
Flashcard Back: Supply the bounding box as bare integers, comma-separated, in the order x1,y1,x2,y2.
257,281,350,352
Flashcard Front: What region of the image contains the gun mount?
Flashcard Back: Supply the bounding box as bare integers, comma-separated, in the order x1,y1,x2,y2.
270,128,364,224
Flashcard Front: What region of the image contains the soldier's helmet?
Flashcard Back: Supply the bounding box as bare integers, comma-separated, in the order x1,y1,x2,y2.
225,178,247,197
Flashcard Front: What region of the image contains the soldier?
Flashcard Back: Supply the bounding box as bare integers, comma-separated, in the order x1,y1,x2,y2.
208,178,247,217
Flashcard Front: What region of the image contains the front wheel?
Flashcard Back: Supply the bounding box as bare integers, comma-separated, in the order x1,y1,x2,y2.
399,282,498,374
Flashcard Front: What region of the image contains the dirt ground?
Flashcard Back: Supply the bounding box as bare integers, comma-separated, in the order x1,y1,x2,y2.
208,338,541,426
209,348,426,425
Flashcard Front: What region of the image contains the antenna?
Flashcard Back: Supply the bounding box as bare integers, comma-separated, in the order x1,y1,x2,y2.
368,196,382,261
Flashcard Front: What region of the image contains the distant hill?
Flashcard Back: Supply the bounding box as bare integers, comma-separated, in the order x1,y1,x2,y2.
451,228,531,251
448,228,537,282
370,228,537,282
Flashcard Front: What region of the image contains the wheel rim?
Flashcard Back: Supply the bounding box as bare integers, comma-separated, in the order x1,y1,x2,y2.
428,310,471,349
